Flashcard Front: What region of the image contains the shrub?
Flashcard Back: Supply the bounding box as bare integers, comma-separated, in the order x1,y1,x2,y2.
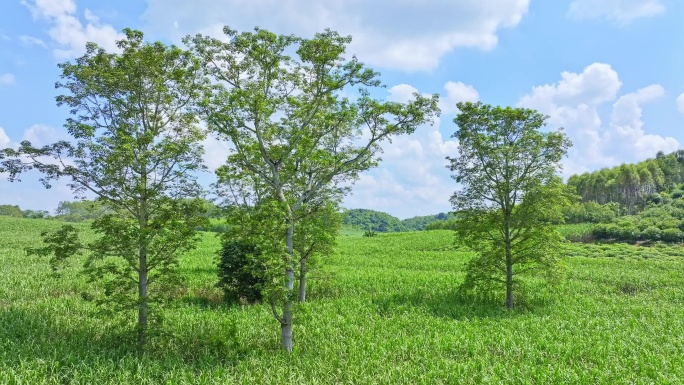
661,228,683,243
640,226,661,241
363,228,378,237
217,240,264,304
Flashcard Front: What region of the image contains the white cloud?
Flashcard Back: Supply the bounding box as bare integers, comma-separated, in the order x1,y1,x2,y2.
22,124,70,147
518,63,678,176
21,0,123,59
143,0,530,72
0,73,15,85
388,80,479,115
19,35,47,48
201,134,230,171
677,93,684,115
568,0,665,24
342,82,467,218
0,127,11,148
439,81,480,115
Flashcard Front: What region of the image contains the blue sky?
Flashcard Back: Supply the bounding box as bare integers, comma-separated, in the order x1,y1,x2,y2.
1,0,683,218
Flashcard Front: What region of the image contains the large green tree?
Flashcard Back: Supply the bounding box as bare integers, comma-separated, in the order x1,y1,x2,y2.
187,27,438,352
0,29,208,351
448,102,572,309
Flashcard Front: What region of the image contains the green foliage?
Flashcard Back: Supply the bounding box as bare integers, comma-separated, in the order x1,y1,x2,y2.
585,193,684,243
22,209,49,219
343,209,453,232
0,204,23,217
188,26,438,351
425,218,459,231
557,223,595,243
54,200,113,222
448,102,573,308
1,29,208,350
562,201,618,224
343,208,406,232
567,149,684,214
401,213,453,231
217,239,264,304
363,228,378,237
4,218,684,383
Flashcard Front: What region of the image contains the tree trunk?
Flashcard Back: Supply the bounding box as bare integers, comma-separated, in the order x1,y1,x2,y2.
138,247,148,353
281,267,294,352
505,242,513,309
298,257,306,303
281,224,295,352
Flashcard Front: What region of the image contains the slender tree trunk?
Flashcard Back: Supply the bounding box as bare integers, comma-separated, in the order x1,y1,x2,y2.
505,242,513,309
138,246,148,352
298,257,306,303
281,224,295,352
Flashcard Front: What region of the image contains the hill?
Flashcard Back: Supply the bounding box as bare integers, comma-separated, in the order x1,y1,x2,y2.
342,208,451,232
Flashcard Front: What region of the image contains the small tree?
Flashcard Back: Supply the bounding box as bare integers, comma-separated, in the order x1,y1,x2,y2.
0,29,208,351
447,102,572,309
187,27,438,351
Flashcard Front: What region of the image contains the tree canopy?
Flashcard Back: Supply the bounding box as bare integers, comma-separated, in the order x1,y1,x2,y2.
448,102,572,309
186,26,439,351
0,29,209,351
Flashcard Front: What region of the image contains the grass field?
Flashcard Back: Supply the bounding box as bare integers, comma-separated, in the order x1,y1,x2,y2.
2,216,684,384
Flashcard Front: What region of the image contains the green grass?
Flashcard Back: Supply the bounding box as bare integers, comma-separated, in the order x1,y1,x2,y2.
2,216,684,383
557,223,595,243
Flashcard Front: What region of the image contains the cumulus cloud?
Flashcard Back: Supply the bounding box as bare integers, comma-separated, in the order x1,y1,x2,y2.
343,81,478,218
21,0,123,58
0,73,15,85
0,127,12,148
142,0,530,72
568,0,665,24
518,63,677,177
677,93,684,115
439,81,480,115
21,124,70,147
18,35,47,48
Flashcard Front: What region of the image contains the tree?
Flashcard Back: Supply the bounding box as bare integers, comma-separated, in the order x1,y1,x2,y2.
186,27,439,351
0,29,208,351
54,199,113,222
447,102,572,309
23,209,49,219
0,204,23,217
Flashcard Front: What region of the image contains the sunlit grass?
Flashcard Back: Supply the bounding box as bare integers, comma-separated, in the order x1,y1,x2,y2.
2,216,684,383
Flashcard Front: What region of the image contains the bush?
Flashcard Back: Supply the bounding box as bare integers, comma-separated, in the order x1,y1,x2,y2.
661,228,683,243
640,226,661,241
217,240,264,304
363,228,378,237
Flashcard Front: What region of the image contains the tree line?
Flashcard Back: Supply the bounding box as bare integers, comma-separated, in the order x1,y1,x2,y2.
567,150,684,215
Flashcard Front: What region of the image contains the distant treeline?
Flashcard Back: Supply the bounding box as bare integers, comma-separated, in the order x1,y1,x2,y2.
568,150,684,215
342,208,453,232
0,199,225,224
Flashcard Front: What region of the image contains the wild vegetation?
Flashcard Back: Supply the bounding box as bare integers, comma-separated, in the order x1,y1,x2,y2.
2,216,684,384
2,23,684,383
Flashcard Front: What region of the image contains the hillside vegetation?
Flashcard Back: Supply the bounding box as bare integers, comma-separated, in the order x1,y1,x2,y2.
2,216,684,383
342,208,451,232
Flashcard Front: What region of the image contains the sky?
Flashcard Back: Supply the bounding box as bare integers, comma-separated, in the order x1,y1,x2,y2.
1,0,683,219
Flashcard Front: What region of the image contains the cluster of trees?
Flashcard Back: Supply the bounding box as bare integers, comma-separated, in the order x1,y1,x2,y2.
561,201,619,224
0,26,571,352
0,204,49,219
586,185,684,243
568,151,684,214
342,208,451,232
0,27,438,353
